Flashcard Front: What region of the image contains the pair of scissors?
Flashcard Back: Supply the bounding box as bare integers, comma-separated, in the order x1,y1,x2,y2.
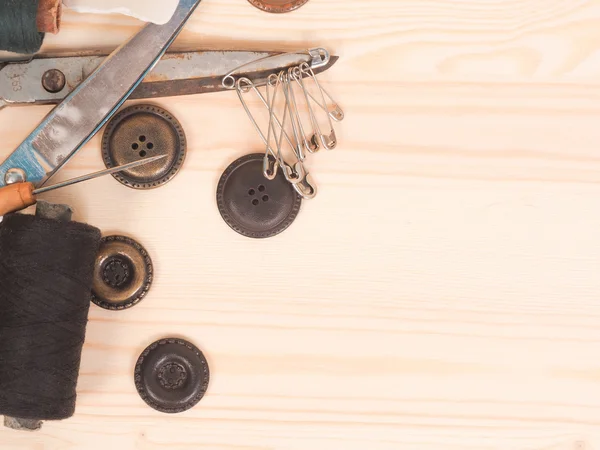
0,50,337,110
0,0,338,191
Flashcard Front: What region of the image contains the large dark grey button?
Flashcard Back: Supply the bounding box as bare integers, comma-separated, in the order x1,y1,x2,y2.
247,0,309,13
91,235,153,311
134,338,210,414
217,153,302,239
102,104,186,189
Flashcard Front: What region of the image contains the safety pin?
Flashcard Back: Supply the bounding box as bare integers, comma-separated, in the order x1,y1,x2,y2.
231,63,325,199
280,74,307,161
293,172,318,200
286,67,319,154
297,63,337,150
271,75,298,182
264,73,283,179
237,75,306,184
270,75,307,184
238,75,299,157
236,77,279,178
290,66,344,122
236,76,299,180
222,48,331,90
282,160,307,186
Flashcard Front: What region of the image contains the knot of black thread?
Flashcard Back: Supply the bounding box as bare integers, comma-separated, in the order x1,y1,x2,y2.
0,214,101,420
0,0,44,54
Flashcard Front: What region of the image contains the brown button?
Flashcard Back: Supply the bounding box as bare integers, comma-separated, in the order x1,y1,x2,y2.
101,104,186,189
134,338,210,414
247,0,309,13
217,153,302,239
91,235,153,311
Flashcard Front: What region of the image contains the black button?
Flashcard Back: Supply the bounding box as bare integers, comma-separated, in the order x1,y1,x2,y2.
91,235,153,311
217,153,302,238
247,0,309,13
134,338,210,414
102,104,186,189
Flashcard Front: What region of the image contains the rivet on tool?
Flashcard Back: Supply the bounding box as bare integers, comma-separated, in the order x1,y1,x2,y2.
91,235,153,311
102,104,186,189
135,338,210,414
41,69,66,94
247,0,309,14
4,168,26,185
217,153,302,239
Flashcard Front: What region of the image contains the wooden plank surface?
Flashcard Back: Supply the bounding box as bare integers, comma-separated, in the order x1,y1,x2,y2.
3,0,600,448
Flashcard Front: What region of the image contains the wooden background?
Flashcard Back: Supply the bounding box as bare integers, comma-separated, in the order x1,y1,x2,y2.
3,0,600,448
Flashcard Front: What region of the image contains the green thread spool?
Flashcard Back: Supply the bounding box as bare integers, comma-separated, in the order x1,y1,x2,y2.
0,0,45,54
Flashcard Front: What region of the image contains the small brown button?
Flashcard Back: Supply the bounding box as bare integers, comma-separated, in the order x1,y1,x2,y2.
217,153,302,239
248,0,309,13
101,104,186,189
91,235,153,311
134,338,210,414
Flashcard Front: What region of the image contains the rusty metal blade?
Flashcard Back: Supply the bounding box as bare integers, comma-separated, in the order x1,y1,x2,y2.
129,54,340,100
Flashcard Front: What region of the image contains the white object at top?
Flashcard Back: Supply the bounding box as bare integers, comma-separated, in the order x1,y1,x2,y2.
62,0,179,25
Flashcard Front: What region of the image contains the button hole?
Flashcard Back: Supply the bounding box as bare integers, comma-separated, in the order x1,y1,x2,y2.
258,185,266,192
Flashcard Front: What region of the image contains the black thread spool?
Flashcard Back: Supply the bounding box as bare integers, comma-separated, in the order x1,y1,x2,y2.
0,202,101,430
0,0,45,54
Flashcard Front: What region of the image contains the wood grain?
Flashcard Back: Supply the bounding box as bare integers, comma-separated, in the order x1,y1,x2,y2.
3,0,600,449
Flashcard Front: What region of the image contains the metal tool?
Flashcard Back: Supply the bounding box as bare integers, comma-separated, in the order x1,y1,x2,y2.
0,49,339,109
0,156,166,216
33,155,166,194
0,0,203,190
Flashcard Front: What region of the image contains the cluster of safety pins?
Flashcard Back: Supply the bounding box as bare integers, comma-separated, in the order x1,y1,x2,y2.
223,48,344,200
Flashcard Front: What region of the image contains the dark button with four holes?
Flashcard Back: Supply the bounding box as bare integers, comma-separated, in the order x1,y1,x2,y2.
217,153,302,239
102,104,186,189
91,235,153,311
135,338,210,414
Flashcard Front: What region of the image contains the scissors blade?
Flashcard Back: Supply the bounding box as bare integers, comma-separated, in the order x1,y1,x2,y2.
0,0,202,188
133,51,339,99
0,50,339,107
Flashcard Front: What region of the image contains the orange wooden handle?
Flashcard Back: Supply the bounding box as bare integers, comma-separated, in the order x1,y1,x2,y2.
0,183,36,215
